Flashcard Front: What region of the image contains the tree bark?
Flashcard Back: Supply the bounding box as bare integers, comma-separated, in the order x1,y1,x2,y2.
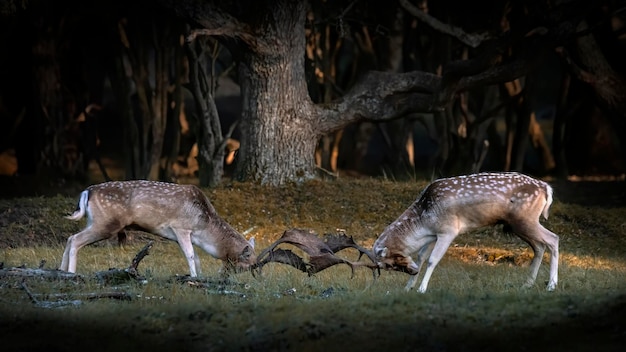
148,24,169,180
158,0,596,185
234,1,318,185
185,39,228,187
571,20,626,161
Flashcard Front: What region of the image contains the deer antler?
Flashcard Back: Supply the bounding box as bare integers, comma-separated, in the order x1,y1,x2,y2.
256,228,333,259
255,248,309,275
309,253,355,277
254,228,379,278
323,232,378,266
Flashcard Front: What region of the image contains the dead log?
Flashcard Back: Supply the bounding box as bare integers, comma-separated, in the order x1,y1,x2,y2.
0,267,82,281
0,241,154,284
35,291,132,301
94,241,154,284
21,281,131,309
21,281,82,308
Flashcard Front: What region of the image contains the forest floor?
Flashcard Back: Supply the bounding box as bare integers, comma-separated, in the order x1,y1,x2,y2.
0,172,625,351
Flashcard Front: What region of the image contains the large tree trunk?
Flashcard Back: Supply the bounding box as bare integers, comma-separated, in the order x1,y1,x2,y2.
234,1,318,185
160,0,589,185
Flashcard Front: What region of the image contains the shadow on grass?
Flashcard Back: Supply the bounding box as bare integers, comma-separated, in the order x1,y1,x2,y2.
1,293,624,351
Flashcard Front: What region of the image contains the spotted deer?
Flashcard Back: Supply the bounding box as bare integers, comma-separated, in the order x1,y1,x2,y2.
61,180,256,276
373,172,559,293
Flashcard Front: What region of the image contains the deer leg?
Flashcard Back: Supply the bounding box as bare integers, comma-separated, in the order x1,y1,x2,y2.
523,241,546,289
418,233,457,293
166,228,199,277
541,226,559,291
405,240,436,291
60,240,72,271
514,221,559,291
61,226,117,273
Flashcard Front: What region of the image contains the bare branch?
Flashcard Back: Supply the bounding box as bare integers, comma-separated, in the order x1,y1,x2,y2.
571,20,626,109
186,27,257,48
315,71,440,133
159,0,258,48
215,119,240,158
129,241,154,273
399,0,491,48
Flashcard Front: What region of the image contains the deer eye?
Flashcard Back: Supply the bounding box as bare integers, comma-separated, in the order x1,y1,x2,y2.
240,245,252,260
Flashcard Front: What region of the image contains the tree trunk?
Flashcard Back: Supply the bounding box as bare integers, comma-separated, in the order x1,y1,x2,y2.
552,72,571,178
161,0,441,185
163,43,184,181
118,17,180,181
234,1,318,185
148,29,169,181
185,39,227,188
110,52,141,179
574,20,626,163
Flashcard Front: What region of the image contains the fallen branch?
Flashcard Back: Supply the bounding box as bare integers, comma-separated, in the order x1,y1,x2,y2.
34,291,133,301
95,241,154,284
0,267,82,281
21,281,130,309
0,241,154,284
22,280,82,309
176,276,249,297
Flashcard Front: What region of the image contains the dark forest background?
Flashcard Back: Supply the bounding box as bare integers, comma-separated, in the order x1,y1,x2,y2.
1,0,625,192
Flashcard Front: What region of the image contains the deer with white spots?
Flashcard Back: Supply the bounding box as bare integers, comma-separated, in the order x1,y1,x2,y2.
373,172,559,293
61,180,256,276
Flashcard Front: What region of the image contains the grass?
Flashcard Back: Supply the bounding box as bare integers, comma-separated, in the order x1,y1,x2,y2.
1,177,626,351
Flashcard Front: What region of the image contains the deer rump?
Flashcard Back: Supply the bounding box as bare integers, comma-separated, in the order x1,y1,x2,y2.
254,229,379,278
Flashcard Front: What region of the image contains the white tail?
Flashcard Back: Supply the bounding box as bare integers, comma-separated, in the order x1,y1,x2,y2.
61,180,256,276
373,172,559,293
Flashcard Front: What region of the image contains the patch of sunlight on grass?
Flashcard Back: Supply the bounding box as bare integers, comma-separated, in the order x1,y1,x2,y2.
560,253,626,273
561,252,626,271
2,178,626,351
1,245,61,268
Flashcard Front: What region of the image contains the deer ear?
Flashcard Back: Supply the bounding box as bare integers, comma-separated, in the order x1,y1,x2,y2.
240,245,253,260
380,247,388,257
248,237,255,250
407,259,420,274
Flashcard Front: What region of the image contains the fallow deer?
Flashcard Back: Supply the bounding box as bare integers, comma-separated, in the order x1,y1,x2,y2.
61,180,256,276
373,172,559,293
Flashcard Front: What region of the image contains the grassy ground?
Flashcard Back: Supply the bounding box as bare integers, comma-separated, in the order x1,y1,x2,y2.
1,177,625,351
